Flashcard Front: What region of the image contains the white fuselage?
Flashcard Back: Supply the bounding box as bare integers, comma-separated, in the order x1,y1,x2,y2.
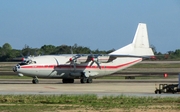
13,55,142,79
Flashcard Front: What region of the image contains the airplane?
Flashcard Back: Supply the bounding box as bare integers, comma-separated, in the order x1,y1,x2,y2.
13,23,154,84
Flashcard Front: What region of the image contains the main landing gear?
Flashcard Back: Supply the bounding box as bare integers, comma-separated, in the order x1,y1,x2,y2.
80,72,93,83
80,77,93,83
32,76,39,84
61,78,93,83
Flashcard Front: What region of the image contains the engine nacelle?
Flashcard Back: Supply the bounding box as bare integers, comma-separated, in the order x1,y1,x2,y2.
96,56,111,63
69,55,114,64
76,56,89,63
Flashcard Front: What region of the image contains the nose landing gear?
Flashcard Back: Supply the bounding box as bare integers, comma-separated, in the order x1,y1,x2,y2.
32,76,39,84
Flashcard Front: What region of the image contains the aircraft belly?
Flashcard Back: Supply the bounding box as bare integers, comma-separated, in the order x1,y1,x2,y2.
19,69,52,78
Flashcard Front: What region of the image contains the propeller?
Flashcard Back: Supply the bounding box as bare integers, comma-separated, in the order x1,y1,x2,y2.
66,55,81,71
19,50,34,64
90,57,101,69
66,55,80,63
20,51,30,61
71,59,76,71
89,53,101,69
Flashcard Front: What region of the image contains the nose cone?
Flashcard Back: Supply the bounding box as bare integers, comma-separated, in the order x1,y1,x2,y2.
13,65,20,72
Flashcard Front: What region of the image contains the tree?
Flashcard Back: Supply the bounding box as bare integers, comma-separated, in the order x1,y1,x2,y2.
2,43,12,50
40,45,56,54
150,44,157,55
106,49,115,54
54,45,70,54
0,43,13,61
174,49,180,56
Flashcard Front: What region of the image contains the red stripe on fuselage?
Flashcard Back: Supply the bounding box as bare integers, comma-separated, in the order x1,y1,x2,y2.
20,59,142,70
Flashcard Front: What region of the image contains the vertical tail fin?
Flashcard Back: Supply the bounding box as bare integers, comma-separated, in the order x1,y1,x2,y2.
110,23,154,57
133,23,150,48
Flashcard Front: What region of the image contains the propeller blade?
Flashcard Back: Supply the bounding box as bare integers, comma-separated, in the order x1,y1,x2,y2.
90,61,94,66
73,61,76,71
69,59,76,71
71,46,73,54
95,61,101,69
90,57,101,69
54,58,60,65
20,53,24,58
66,54,81,63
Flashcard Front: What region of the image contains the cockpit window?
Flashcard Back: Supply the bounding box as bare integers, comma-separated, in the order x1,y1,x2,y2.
19,62,27,66
26,60,32,64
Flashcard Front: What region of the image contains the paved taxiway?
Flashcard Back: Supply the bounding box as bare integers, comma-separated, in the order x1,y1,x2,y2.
0,79,179,97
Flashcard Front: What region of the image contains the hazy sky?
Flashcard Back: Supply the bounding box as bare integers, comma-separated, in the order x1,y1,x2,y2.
0,0,180,53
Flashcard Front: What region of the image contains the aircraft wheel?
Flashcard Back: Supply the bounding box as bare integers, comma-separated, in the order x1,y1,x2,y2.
87,78,92,83
80,78,87,83
155,90,158,94
32,78,39,84
159,90,162,94
62,79,66,83
62,79,68,83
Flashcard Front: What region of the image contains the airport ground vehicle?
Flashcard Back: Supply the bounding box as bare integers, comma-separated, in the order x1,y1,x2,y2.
155,84,180,94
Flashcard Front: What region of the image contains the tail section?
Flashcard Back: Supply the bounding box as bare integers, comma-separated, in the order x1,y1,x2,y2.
110,23,154,57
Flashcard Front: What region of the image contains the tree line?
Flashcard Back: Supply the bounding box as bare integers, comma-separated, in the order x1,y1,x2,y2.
0,43,115,61
0,43,180,61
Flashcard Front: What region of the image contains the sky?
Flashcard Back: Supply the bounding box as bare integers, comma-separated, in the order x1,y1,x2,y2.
0,0,180,53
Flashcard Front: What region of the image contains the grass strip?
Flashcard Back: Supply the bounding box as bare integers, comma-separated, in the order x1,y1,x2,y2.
132,63,180,68
0,94,180,111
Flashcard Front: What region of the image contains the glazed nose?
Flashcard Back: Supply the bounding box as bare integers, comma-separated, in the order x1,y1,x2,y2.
13,65,20,72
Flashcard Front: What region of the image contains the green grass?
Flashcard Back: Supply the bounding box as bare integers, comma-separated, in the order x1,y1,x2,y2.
132,63,180,68
0,95,179,111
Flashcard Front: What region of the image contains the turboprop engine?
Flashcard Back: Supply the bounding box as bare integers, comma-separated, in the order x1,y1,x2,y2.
92,56,111,63
74,56,112,64
68,55,115,65
68,56,90,64
75,56,90,64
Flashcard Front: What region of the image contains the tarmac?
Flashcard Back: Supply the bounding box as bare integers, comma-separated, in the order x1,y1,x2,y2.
0,79,180,97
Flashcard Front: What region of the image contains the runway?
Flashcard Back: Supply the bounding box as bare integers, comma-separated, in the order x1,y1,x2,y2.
0,79,180,97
